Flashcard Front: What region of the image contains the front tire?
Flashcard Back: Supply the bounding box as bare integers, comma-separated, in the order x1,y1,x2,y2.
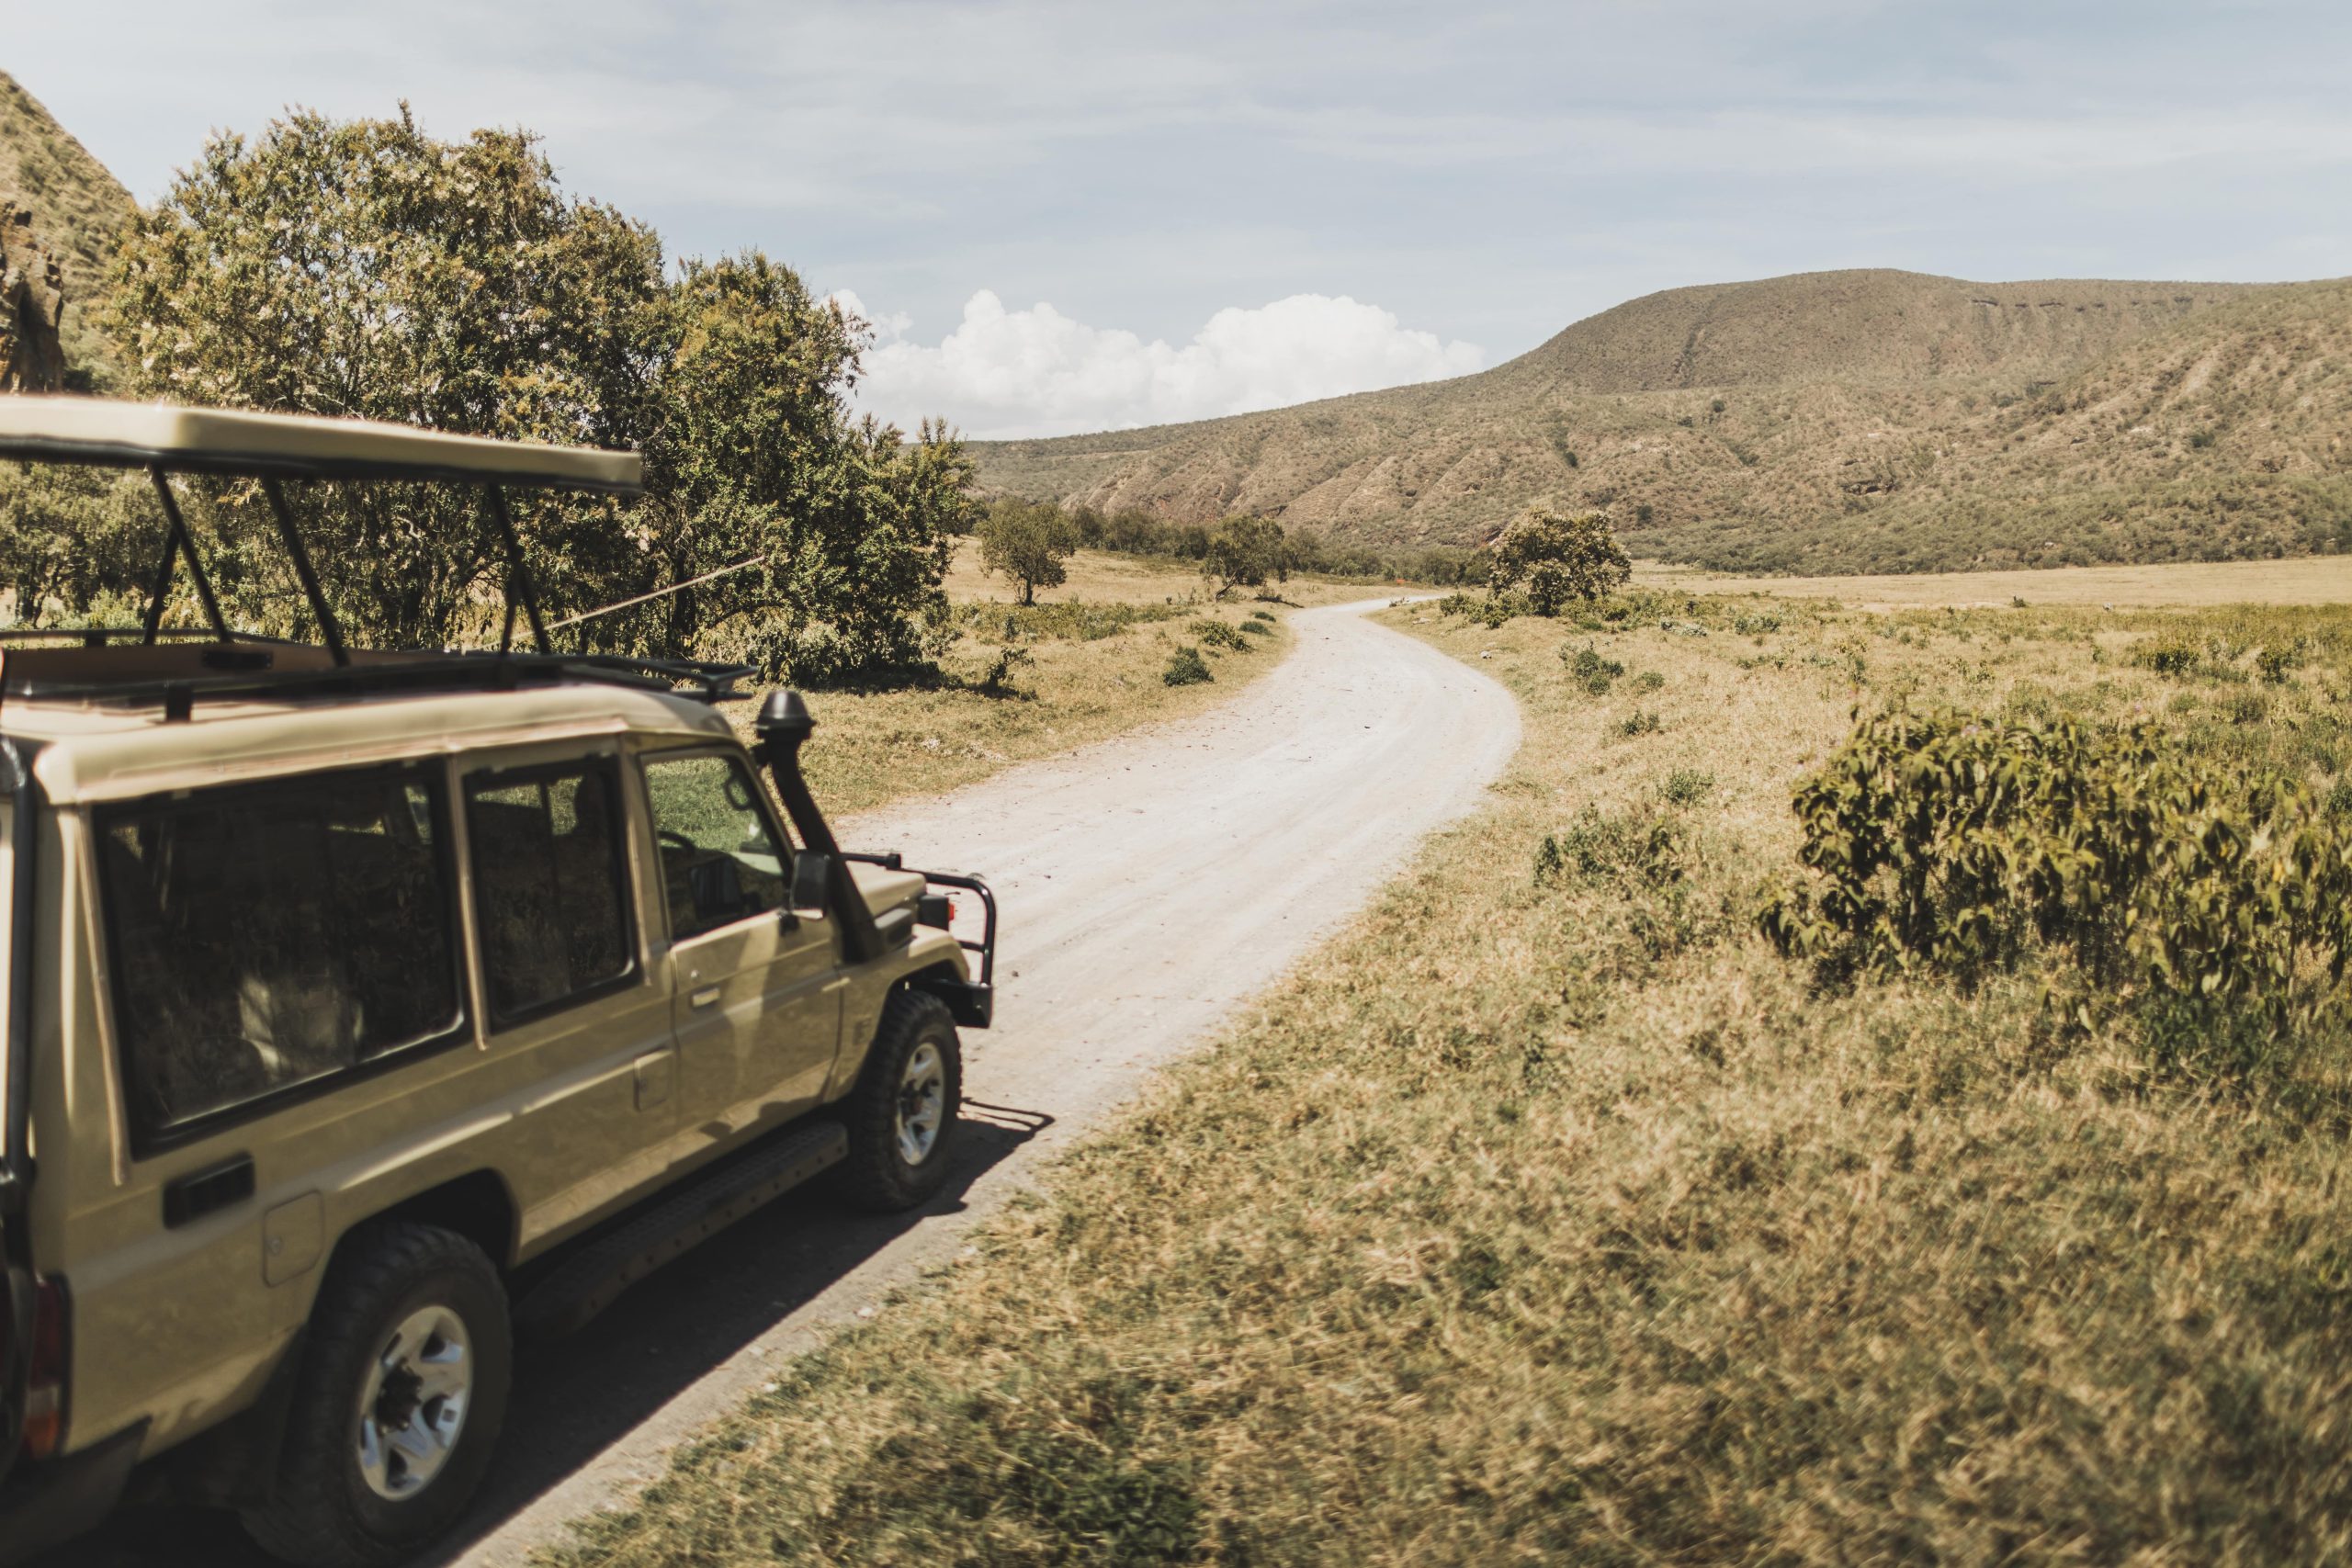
241,1221,512,1568
837,989,963,1212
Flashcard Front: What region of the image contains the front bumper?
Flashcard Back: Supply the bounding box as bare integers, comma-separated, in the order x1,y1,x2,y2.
0,1422,147,1566
844,855,998,1029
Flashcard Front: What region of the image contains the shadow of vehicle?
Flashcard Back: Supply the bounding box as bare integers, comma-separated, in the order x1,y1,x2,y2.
44,1101,1051,1567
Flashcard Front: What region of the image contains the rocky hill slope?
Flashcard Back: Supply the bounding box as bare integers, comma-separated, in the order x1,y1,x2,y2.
0,70,136,381
976,269,2352,574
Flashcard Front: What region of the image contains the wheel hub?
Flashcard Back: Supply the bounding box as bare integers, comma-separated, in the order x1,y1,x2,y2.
356,1306,474,1501
894,1041,946,1167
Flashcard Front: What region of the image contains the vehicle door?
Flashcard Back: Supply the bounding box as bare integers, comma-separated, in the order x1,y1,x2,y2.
462,752,680,1243
639,749,843,1146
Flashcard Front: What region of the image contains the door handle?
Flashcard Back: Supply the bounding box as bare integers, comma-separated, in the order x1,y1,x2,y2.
690,986,722,1010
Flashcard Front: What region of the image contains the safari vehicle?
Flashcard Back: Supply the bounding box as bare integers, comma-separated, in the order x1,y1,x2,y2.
0,400,996,1566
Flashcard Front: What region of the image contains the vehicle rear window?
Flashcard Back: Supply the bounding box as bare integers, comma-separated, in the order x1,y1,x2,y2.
99,765,463,1146
465,760,636,1023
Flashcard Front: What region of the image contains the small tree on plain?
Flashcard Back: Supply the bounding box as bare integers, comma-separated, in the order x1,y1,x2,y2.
977,498,1079,605
1203,514,1285,597
1487,506,1631,615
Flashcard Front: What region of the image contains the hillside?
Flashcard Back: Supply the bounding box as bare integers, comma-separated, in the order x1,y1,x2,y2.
0,70,136,379
974,268,2352,575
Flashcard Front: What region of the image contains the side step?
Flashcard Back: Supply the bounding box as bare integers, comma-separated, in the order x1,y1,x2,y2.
514,1120,847,1338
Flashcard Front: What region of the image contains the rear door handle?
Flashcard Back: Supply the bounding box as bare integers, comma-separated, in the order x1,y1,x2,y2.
164,1153,255,1228
690,986,722,1010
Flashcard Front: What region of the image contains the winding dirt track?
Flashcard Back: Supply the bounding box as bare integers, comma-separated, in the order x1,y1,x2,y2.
72,598,1520,1567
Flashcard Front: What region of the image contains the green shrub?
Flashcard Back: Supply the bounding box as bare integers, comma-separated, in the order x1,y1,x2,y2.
1615,709,1661,738
1661,768,1715,805
2132,637,2201,677
2257,644,2301,683
1564,642,1624,695
1631,670,1666,693
1161,645,1213,685
1760,705,2352,1087
1248,609,1276,625
1188,617,1251,651
1532,805,1684,890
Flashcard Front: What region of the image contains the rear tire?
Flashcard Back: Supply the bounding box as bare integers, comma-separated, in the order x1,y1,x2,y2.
241,1221,512,1568
836,989,962,1212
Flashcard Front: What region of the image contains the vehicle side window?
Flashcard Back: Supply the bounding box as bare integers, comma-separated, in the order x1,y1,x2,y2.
98,765,463,1147
641,754,790,942
464,760,636,1024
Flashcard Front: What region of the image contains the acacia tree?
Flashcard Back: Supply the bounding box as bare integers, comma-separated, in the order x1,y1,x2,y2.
976,497,1079,605
102,106,974,679
1487,506,1630,615
1203,514,1285,597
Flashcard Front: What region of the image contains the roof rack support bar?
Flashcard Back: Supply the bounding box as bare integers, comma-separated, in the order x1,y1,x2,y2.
484,485,550,656
259,478,348,667
142,468,232,644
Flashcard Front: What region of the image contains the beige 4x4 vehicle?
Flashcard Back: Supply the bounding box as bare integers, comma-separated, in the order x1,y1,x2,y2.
0,401,996,1566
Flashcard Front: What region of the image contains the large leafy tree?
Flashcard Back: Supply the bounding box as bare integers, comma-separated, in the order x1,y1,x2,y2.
975,496,1078,605
1487,505,1630,615
616,254,973,680
101,107,974,676
1202,514,1285,597
104,107,668,648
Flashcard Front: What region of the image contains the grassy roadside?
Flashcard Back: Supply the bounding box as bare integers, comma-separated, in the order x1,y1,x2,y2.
760,547,1373,817
554,591,2352,1565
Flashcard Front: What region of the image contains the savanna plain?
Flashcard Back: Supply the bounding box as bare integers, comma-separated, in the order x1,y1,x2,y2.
549,557,2352,1566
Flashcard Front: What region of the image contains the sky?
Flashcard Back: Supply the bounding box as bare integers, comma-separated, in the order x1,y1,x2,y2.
12,2,2352,438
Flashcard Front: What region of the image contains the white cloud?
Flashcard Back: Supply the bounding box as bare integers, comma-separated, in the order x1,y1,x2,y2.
833,289,1484,441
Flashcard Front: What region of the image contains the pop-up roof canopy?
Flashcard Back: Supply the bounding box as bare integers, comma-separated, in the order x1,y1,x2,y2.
0,397,702,693
0,397,643,496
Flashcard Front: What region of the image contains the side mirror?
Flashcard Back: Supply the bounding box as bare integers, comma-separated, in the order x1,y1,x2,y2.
789,851,834,922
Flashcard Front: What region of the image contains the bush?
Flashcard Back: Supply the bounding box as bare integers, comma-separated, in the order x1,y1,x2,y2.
2134,637,2202,677
1760,704,2352,1083
1532,804,1684,890
1631,670,1666,693
1188,617,1251,651
1661,768,1714,805
1162,645,1213,685
1615,709,1661,738
1564,642,1623,694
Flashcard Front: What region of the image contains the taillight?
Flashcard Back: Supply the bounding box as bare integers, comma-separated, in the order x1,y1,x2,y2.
21,1277,64,1461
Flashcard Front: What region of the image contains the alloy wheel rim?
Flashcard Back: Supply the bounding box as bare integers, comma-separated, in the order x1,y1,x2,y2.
895,1041,946,1166
355,1304,473,1501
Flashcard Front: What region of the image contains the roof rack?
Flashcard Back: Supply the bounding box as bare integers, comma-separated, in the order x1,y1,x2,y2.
0,397,650,673
0,399,642,494
0,641,754,719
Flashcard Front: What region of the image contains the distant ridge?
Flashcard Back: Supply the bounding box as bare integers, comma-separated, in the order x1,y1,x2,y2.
0,70,137,379
974,269,2352,576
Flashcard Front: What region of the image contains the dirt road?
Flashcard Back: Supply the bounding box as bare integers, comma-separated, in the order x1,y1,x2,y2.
71,598,1519,1567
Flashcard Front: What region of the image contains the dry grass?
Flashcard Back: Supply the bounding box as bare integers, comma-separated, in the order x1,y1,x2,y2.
549,592,2352,1565
1639,552,2352,609
763,547,1364,817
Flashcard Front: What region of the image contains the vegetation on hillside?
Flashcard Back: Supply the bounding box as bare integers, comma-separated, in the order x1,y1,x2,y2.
0,70,136,383
549,587,2352,1565
974,268,2352,578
